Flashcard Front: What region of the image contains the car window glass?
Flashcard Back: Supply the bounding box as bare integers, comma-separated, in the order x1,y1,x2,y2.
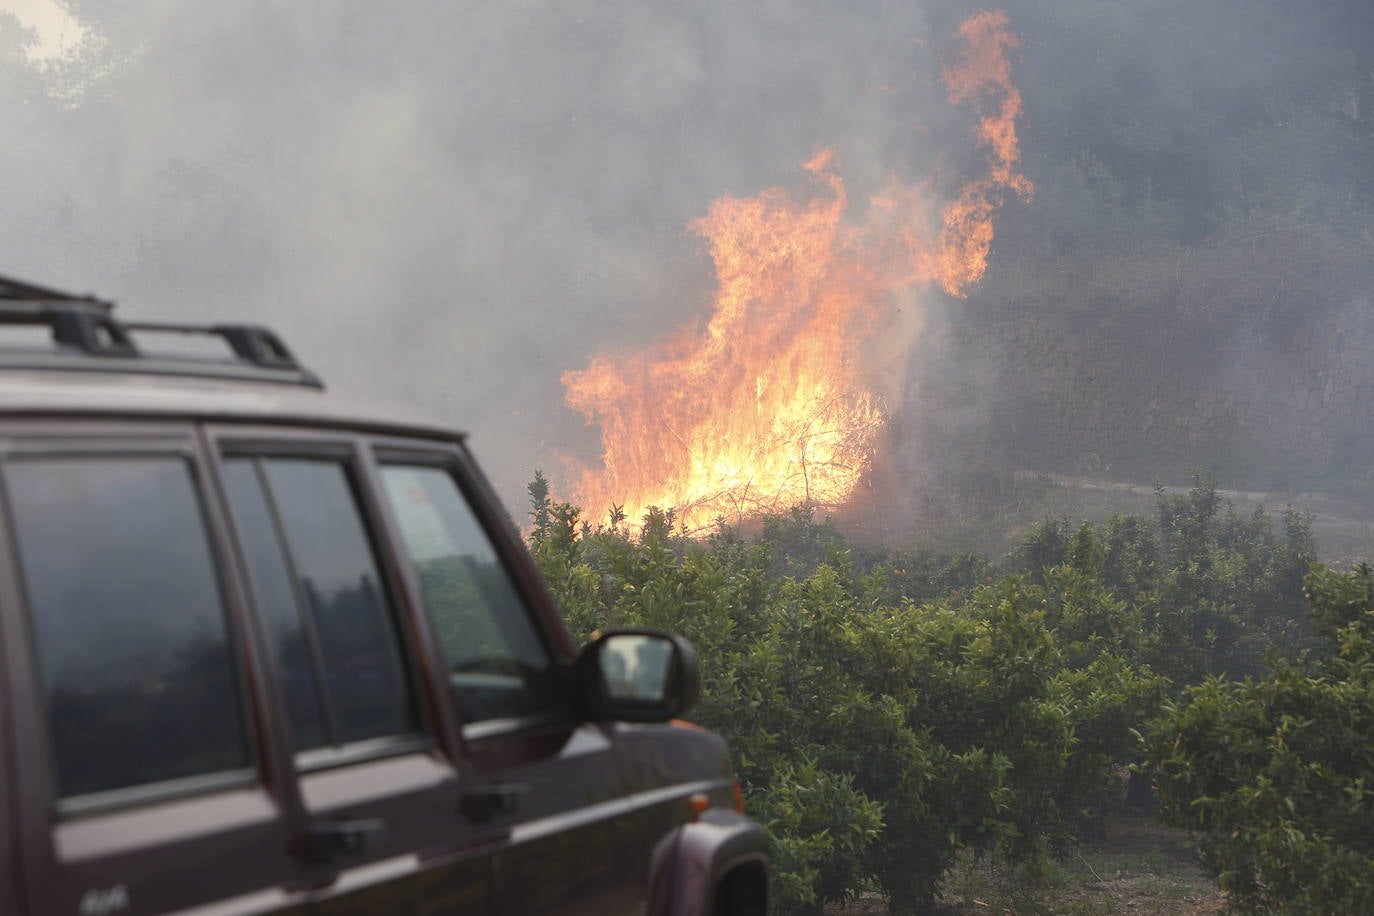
221,459,329,752
380,464,558,724
225,456,418,748
4,456,250,798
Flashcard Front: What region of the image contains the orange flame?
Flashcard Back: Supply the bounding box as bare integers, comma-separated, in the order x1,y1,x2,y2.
937,10,1034,295
562,12,1031,532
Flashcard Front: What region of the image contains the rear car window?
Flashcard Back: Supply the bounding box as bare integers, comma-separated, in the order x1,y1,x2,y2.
3,456,250,799
223,456,419,752
379,464,560,725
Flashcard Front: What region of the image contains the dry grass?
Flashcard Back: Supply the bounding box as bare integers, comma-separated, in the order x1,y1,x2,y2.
825,814,1226,915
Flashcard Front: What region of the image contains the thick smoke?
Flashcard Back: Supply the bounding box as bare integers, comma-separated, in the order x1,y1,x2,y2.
0,0,957,514
3,0,1373,527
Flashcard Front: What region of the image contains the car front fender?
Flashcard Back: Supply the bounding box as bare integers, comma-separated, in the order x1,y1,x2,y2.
647,807,770,916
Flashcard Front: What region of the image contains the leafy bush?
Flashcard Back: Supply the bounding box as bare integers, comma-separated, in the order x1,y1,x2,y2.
527,473,1314,912
1147,565,1374,913
1011,475,1315,683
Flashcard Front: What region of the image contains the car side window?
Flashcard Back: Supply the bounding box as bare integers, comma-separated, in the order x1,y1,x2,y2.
379,464,560,725
2,455,251,800
223,456,419,753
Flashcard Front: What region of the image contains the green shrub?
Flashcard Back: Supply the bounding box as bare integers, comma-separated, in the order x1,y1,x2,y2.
527,474,1314,912
1147,565,1374,913
1008,475,1315,684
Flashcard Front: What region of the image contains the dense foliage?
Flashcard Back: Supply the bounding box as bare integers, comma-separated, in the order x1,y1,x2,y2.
1147,564,1374,913
527,473,1321,913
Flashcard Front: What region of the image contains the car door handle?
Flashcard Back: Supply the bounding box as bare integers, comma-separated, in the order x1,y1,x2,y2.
306,817,387,863
463,783,529,822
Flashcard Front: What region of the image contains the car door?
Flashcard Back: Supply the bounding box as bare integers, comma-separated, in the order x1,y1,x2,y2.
0,423,309,916
209,429,490,916
370,442,645,915
0,633,15,916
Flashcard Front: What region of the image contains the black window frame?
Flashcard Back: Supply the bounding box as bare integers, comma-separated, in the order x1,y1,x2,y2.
371,443,575,740
0,430,262,817
213,434,435,772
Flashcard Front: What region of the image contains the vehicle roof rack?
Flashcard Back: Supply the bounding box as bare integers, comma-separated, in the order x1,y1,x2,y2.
0,275,112,309
0,274,322,388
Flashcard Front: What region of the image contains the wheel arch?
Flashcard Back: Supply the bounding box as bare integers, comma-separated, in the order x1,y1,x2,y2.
647,808,770,916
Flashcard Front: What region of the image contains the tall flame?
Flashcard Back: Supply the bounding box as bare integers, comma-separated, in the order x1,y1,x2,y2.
562,11,1032,532
937,10,1034,294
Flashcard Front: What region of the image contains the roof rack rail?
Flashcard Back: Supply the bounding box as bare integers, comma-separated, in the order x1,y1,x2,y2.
0,275,111,309
0,274,322,388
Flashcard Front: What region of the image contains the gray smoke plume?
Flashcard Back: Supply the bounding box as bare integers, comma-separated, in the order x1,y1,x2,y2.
1,0,955,514
5,0,1372,527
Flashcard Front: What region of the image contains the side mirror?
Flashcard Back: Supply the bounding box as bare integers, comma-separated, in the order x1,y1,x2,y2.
574,629,700,723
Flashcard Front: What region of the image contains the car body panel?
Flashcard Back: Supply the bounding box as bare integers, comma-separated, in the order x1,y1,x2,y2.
0,370,461,443
653,809,771,916
0,422,310,916
0,346,769,915
0,581,21,916
467,723,640,914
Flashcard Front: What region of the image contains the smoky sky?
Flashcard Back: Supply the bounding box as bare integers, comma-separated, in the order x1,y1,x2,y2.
3,0,1372,514
0,0,961,511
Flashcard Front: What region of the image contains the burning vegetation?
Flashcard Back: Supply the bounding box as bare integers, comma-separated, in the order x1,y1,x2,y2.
562,11,1032,532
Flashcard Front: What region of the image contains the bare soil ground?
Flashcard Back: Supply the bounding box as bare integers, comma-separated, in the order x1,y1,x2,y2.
825,815,1226,915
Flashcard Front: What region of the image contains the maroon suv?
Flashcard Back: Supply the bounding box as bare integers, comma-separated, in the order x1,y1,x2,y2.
0,275,770,916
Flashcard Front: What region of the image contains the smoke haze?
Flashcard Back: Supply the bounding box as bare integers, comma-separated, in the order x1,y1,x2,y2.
3,1,1373,527
1,0,962,510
